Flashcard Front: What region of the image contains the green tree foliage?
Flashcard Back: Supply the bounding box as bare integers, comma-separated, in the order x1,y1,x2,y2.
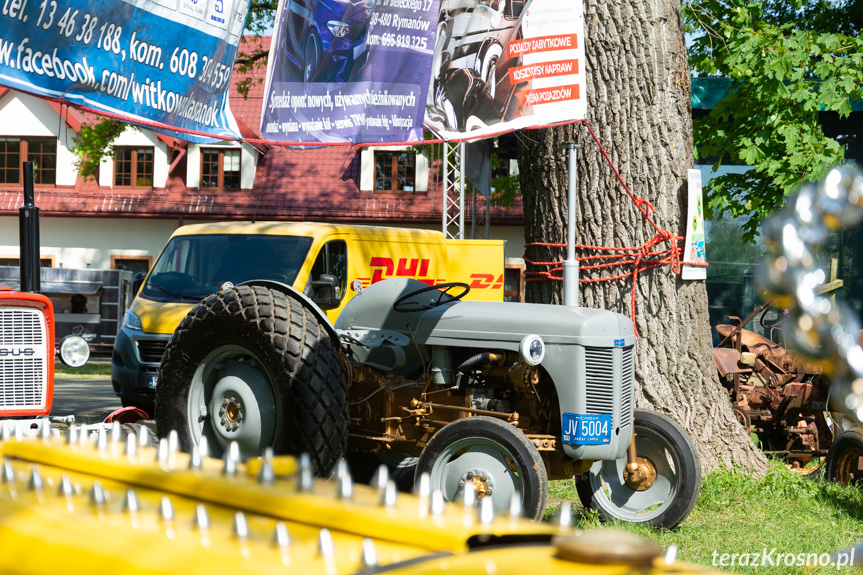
71,118,127,180
684,0,863,241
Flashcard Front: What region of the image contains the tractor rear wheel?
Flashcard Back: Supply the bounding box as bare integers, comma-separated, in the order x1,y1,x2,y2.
825,428,863,486
155,285,348,475
576,410,700,529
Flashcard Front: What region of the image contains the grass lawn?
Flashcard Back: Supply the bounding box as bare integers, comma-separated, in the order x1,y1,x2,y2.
54,361,112,379
547,460,863,573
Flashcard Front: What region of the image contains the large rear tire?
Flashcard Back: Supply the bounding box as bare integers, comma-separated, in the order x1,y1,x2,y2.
155,285,348,475
825,428,863,486
576,410,700,529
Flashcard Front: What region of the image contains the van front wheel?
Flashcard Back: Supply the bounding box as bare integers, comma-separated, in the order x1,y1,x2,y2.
155,285,348,475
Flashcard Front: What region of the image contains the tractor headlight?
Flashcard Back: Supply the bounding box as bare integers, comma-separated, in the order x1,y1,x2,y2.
123,309,143,331
59,335,90,368
519,334,545,366
327,20,350,37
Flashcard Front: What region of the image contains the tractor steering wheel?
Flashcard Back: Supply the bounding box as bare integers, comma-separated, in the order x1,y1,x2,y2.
392,282,471,313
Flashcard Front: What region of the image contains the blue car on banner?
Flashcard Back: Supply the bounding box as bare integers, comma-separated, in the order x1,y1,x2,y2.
280,0,376,82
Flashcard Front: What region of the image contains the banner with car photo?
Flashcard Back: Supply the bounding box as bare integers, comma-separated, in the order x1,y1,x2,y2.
260,0,442,144
0,0,250,142
424,0,586,140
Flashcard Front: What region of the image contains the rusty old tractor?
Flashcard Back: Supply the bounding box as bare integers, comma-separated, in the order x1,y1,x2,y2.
713,301,834,471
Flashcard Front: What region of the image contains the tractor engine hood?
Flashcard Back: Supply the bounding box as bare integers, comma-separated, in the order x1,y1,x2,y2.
415,302,636,349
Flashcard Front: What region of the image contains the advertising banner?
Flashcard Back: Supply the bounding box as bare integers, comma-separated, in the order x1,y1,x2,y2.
261,0,440,144
682,169,707,280
424,0,586,140
0,0,250,141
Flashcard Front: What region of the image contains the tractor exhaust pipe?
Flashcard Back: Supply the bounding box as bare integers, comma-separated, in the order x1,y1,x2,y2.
561,143,579,307
19,161,40,293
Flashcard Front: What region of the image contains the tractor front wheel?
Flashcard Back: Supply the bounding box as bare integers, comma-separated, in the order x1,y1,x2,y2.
825,428,863,486
416,416,548,520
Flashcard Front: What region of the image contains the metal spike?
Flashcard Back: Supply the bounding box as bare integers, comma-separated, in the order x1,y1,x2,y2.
273,522,290,549
14,424,22,442
168,429,179,453
463,483,476,508
0,424,10,442
318,528,335,559
137,425,150,448
125,433,138,458
159,496,174,521
558,501,572,529
257,458,275,485
57,474,74,498
233,512,249,540
28,467,44,491
509,493,522,520
361,538,378,568
66,425,78,445
157,438,170,464
374,464,389,493
78,425,88,447
198,436,210,459
194,504,210,530
664,544,678,565
222,442,239,476
336,460,353,500
296,453,314,493
111,421,122,445
90,481,106,507
189,445,203,471
124,489,139,514
480,497,494,525
96,425,108,451
416,472,431,498
431,489,445,516
380,479,397,508
2,460,15,483
263,446,274,461
40,420,52,442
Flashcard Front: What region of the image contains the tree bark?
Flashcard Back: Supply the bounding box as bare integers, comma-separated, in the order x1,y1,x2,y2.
517,0,767,473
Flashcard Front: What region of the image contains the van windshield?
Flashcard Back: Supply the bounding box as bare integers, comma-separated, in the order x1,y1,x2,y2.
141,234,314,303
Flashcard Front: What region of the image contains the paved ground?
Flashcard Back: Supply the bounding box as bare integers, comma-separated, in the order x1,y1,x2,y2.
51,375,124,424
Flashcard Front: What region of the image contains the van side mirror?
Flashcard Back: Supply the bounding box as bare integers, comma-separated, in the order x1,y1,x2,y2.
311,274,340,310
133,272,146,295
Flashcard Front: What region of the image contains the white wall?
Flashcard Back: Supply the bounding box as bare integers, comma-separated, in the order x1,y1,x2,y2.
98,127,169,188
0,216,180,269
0,91,79,186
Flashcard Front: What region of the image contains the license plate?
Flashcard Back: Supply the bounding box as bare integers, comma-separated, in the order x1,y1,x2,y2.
561,413,612,445
148,376,158,389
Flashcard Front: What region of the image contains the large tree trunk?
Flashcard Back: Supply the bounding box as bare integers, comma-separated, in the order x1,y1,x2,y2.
517,0,767,473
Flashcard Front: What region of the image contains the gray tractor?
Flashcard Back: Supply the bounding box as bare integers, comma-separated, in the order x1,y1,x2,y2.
156,275,700,528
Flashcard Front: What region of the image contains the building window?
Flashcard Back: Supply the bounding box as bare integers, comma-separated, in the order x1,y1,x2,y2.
504,264,524,302
201,148,241,190
111,255,153,275
114,147,154,187
0,256,55,268
374,151,416,193
0,137,57,185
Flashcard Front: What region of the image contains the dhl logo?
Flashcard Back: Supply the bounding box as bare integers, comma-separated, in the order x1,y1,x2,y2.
356,258,503,290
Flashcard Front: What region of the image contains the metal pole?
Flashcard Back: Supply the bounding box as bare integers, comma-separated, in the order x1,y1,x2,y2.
561,143,579,307
19,161,40,293
458,142,465,240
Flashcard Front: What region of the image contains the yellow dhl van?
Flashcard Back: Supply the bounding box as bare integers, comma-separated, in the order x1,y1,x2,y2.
111,221,504,411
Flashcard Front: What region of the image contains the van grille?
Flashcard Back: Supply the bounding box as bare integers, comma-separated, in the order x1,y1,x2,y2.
137,340,168,364
584,347,614,414
0,307,47,411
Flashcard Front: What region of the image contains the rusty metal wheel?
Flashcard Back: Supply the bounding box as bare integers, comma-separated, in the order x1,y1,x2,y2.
825,429,863,486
